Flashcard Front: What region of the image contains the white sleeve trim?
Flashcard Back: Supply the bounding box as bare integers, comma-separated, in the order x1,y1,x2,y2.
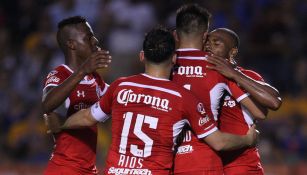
100,83,109,97
236,93,250,102
42,83,58,92
197,126,218,139
90,102,110,122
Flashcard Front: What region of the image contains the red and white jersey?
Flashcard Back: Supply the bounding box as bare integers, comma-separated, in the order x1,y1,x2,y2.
219,67,264,170
172,49,248,173
43,64,108,174
90,74,218,175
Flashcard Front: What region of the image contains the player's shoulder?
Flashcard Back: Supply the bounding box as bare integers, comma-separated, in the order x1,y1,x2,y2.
168,81,197,99
49,64,71,75
45,64,70,79
109,75,139,87
239,67,263,81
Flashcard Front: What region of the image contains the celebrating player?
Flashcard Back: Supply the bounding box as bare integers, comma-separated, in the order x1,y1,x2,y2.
60,27,258,175
205,28,282,175
42,16,111,175
172,4,266,175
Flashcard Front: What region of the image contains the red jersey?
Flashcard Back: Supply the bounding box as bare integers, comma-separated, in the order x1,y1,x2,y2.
43,64,108,174
219,67,264,173
172,49,248,174
90,74,218,175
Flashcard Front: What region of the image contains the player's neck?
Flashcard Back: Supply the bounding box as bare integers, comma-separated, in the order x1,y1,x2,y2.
145,64,172,80
66,61,78,72
66,56,83,72
178,41,203,50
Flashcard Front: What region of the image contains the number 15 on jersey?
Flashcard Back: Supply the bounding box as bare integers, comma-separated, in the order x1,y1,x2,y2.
119,112,158,158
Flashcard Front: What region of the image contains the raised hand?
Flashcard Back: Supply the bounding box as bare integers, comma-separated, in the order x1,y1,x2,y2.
206,54,238,79
78,49,112,75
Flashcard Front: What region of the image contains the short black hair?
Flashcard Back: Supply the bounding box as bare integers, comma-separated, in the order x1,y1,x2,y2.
214,28,240,48
143,26,175,63
57,16,86,30
57,16,87,51
176,4,211,35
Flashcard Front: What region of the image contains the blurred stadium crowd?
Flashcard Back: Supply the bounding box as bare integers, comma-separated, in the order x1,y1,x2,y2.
0,0,306,174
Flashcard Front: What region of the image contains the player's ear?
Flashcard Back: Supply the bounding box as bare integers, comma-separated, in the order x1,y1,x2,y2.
66,39,76,50
202,31,208,44
173,30,179,42
139,51,145,62
172,53,177,65
229,47,238,59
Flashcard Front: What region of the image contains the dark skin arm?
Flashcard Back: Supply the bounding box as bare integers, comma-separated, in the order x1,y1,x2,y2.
42,50,111,114
206,54,282,111
44,112,64,134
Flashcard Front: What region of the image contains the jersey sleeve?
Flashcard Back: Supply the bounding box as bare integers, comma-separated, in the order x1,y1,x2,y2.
93,72,109,97
242,69,265,82
227,69,265,103
227,80,249,103
183,92,218,139
43,67,69,92
90,79,120,122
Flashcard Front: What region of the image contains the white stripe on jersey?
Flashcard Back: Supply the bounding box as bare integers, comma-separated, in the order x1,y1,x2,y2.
119,82,182,97
100,83,109,97
209,83,228,121
90,102,110,122
79,77,96,85
173,119,190,150
177,56,208,60
197,126,218,139
240,104,254,126
236,93,250,102
176,48,199,51
142,73,170,81
42,83,58,92
61,64,73,73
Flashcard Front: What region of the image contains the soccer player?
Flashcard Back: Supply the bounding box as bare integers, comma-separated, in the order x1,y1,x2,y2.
205,28,282,175
41,16,111,175
60,27,258,175
172,4,266,175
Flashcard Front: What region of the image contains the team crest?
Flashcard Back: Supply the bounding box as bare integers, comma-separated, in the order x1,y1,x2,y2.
47,70,58,78
197,103,206,115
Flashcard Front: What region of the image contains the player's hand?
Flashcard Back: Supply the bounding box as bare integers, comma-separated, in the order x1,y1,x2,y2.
206,54,237,79
43,113,63,134
79,49,112,75
245,124,259,147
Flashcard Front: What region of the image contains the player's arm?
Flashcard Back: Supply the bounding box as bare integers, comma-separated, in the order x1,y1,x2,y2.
43,112,65,134
61,108,98,129
207,55,282,110
203,125,258,151
42,50,111,113
240,96,267,120
62,99,111,129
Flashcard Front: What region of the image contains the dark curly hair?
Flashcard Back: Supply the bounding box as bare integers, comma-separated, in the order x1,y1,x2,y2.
143,26,175,63
176,4,211,35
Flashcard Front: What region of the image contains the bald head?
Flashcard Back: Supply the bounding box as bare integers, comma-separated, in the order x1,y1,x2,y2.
210,28,240,48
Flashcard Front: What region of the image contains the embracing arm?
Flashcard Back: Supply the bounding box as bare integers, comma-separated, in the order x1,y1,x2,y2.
43,112,65,134
61,108,98,129
204,125,258,151
228,71,281,110
207,55,282,110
